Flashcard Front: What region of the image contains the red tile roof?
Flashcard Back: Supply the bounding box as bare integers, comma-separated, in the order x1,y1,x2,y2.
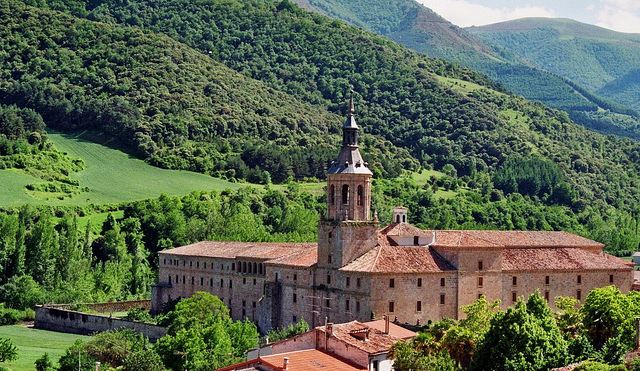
266,248,318,268
380,223,431,237
260,349,367,371
502,248,631,271
363,320,416,339
159,241,317,263
340,236,455,273
316,321,399,355
429,230,604,249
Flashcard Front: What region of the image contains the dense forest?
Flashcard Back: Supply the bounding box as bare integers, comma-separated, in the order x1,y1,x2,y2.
293,0,640,139
469,18,640,111
10,0,640,212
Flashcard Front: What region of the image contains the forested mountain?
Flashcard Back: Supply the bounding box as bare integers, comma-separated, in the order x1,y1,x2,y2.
292,0,640,139
3,0,640,247
469,18,640,111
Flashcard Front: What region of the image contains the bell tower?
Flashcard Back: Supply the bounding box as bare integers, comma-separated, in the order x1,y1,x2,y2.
326,96,373,221
318,97,378,270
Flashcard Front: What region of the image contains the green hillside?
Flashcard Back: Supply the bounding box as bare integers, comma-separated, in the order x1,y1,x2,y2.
292,0,640,139
468,17,640,111
4,0,640,217
0,131,241,207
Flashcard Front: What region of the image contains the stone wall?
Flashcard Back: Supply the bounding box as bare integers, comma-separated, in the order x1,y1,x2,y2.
47,300,151,313
34,306,167,341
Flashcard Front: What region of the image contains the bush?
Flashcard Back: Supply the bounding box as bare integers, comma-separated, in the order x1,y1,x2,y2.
57,340,97,371
0,275,46,310
123,349,164,371
0,338,17,363
123,308,154,323
35,353,53,371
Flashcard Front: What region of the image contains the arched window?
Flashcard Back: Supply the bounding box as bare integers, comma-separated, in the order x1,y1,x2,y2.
253,262,257,274
330,185,335,205
396,215,401,223
357,185,363,206
342,184,350,205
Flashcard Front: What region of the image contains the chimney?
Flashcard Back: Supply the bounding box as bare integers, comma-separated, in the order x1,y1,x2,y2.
327,323,334,336
384,315,390,335
283,357,290,370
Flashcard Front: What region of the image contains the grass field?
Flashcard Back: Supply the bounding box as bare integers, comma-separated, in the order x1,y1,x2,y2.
0,325,89,371
0,132,244,208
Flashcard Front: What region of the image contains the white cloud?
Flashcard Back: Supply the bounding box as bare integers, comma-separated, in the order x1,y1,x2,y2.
596,0,640,33
416,0,557,27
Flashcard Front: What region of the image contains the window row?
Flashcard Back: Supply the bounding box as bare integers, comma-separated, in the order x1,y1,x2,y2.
387,295,446,314
168,275,259,288
386,277,447,288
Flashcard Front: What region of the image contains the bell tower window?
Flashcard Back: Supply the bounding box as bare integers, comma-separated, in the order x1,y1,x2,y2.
342,184,350,205
330,185,335,205
357,185,364,206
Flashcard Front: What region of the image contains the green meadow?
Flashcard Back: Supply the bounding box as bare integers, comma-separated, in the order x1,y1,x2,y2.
0,325,89,371
0,132,243,208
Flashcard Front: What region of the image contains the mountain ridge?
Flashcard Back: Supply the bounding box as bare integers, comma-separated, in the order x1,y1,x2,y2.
294,0,640,139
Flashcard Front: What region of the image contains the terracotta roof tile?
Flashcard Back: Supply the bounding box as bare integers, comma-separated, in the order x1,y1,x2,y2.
380,223,431,237
260,349,367,370
429,230,604,249
363,320,416,339
340,236,455,273
266,248,318,268
316,321,399,354
159,241,317,265
502,248,632,271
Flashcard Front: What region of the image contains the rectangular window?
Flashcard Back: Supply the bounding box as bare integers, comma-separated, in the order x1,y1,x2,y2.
357,278,361,288
200,277,204,286
243,277,246,285
356,301,360,312
440,277,445,287
346,299,350,311
346,277,351,287
253,301,256,308
293,293,297,303
168,275,171,284
417,278,422,287
229,280,233,289
220,278,223,288
197,261,200,268
478,277,483,288
544,291,550,301
388,301,395,313
327,274,331,285
293,315,297,323
389,278,395,288
577,290,582,300
609,274,614,283
577,275,582,284
478,260,483,271
242,309,246,317
191,277,194,285
210,278,213,287
416,301,422,312
232,263,235,271
545,276,550,285
440,294,445,305
293,273,297,281
163,258,166,265
512,292,517,303
253,278,256,285
204,262,207,269
413,236,419,246
242,300,246,307
182,275,185,284
325,299,330,308
512,276,517,286
328,254,332,264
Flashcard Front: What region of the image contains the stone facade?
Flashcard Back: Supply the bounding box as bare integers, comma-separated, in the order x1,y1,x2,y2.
152,101,634,332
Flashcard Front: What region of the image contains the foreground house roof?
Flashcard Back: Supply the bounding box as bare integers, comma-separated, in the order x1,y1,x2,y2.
218,349,367,371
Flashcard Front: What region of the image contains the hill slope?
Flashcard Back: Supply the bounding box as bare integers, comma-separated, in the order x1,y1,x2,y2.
0,1,414,183
468,17,640,111
292,0,640,139
10,0,640,214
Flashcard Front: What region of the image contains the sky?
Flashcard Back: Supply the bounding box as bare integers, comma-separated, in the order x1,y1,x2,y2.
417,0,640,33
